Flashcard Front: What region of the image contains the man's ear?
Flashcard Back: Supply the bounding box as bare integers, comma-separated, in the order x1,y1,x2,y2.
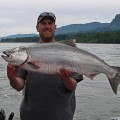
36,25,39,32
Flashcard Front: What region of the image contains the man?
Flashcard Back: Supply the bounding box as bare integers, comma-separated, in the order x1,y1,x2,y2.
7,12,83,120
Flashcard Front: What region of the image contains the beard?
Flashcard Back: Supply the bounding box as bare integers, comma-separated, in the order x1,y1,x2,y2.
40,30,55,42
41,37,54,42
40,34,54,42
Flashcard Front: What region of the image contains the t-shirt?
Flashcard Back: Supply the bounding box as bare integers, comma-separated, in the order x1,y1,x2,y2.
18,69,83,120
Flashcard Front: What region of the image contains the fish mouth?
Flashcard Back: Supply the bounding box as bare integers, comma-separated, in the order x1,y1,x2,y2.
2,51,10,57
1,51,12,60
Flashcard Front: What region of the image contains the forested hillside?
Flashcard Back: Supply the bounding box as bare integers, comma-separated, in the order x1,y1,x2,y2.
1,31,120,44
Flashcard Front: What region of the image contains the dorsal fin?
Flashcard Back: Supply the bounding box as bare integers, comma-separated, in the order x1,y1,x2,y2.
58,39,76,47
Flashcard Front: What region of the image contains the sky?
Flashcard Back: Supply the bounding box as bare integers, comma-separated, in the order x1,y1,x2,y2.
0,0,120,37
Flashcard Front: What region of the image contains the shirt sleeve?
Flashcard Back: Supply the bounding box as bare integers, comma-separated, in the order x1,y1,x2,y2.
72,72,84,83
17,69,28,80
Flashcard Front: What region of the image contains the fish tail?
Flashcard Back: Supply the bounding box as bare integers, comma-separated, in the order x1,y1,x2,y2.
108,66,120,94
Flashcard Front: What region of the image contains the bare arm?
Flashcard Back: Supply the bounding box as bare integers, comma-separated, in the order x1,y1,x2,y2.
58,68,77,92
7,64,25,91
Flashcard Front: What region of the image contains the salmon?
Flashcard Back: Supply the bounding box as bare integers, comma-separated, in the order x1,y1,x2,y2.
1,43,120,94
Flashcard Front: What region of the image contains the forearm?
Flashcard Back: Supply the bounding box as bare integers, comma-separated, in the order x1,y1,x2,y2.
9,76,25,91
7,64,25,91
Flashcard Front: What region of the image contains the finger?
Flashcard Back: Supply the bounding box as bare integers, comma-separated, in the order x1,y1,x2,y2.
66,70,72,76
57,73,67,81
63,68,72,76
60,68,72,77
60,69,69,76
59,68,65,75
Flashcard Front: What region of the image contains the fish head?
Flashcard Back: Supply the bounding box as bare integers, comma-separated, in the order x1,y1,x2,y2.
1,47,28,66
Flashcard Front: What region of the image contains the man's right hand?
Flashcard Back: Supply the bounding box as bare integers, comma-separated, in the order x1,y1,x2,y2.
7,64,25,91
7,64,19,80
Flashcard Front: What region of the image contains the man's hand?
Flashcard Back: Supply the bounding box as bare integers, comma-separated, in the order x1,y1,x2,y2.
7,64,25,91
59,68,72,80
58,68,77,92
7,64,19,80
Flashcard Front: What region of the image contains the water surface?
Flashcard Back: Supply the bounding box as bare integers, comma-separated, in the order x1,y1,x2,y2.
0,43,120,120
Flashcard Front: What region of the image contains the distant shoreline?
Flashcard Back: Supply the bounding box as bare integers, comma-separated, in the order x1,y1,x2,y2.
0,42,119,44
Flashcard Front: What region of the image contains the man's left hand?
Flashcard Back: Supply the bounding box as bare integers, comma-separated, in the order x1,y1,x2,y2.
58,68,77,91
58,68,72,80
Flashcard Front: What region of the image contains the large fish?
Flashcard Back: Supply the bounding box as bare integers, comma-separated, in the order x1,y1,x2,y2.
1,43,120,94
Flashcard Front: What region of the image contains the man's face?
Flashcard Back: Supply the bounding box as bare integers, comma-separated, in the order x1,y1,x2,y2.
36,17,56,42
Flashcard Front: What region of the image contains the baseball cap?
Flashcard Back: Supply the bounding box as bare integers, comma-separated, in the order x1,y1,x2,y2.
37,12,56,24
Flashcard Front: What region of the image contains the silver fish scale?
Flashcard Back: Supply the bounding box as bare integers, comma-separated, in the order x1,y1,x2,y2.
25,43,116,77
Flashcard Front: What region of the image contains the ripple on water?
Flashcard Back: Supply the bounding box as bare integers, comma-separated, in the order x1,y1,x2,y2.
0,43,120,120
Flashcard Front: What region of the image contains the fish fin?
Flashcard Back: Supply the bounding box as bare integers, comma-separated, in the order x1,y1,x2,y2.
85,73,99,80
59,39,76,47
108,67,120,94
111,66,120,71
27,61,40,69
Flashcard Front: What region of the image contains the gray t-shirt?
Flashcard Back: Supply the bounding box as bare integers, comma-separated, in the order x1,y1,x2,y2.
18,69,83,120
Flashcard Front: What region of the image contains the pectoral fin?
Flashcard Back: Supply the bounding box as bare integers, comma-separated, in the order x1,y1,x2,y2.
85,72,100,80
27,61,40,69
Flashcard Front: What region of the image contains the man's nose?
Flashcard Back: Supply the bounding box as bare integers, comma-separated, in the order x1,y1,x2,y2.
44,23,51,28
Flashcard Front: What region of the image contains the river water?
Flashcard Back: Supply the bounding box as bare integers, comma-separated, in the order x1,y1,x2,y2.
0,43,120,120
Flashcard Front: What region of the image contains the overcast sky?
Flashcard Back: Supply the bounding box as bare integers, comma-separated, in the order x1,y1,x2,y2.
0,0,120,37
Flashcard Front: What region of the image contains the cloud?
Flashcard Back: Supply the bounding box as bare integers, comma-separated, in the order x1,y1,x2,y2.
0,0,120,36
